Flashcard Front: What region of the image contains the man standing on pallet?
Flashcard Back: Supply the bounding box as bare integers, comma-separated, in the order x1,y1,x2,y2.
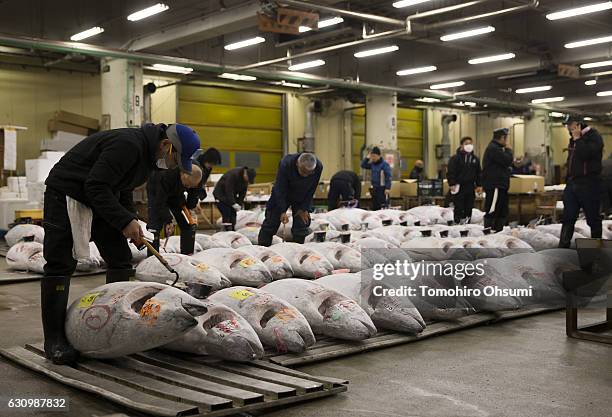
213,166,257,230
482,128,513,232
559,115,604,247
258,153,322,246
447,137,482,224
361,146,392,210
42,123,200,364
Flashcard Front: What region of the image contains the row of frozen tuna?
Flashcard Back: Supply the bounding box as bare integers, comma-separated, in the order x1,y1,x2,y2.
65,248,579,361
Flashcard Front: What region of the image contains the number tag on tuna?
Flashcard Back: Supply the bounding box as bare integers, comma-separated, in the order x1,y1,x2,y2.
195,263,209,272
229,289,255,300
239,258,256,268
78,292,103,308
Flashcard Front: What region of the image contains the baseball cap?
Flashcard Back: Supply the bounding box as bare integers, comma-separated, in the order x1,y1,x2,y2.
562,114,582,125
166,124,201,173
493,128,509,138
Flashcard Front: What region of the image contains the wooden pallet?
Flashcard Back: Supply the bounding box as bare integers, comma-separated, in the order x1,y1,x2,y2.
267,307,560,366
0,343,347,417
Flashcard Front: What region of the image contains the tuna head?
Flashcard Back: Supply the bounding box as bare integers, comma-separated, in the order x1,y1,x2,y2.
6,241,44,271
165,301,264,362
305,242,362,272
193,248,273,287
270,243,333,279
209,287,315,353
65,282,208,358
239,245,293,280
213,231,253,248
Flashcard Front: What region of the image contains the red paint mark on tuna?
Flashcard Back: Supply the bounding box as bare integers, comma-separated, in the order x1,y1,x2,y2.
82,305,111,330
273,327,287,353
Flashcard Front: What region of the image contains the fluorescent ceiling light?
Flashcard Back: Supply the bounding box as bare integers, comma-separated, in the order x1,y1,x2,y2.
584,117,594,121
151,63,193,74
546,1,612,20
354,45,399,58
565,35,612,49
271,81,310,88
218,73,256,81
585,79,597,85
468,53,515,65
70,27,104,41
549,112,565,117
430,81,465,90
288,59,325,71
224,36,265,51
454,101,476,107
393,0,433,8
440,26,495,42
597,90,612,96
580,60,612,69
531,96,565,104
396,65,437,76
127,3,169,21
299,16,344,33
415,97,440,103
515,85,552,94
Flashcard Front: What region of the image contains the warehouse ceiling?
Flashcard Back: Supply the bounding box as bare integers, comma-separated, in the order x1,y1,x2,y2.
1,0,612,117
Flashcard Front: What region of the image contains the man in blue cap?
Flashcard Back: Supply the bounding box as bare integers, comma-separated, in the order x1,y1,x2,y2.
41,123,200,365
559,115,604,247
482,127,513,231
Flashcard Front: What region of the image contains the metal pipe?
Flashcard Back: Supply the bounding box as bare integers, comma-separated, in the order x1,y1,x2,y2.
281,0,405,27
423,0,539,30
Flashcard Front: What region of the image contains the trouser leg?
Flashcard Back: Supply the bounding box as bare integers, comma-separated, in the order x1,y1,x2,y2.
148,231,160,257
258,207,281,247
372,187,385,210
291,206,312,244
327,180,342,211
576,179,603,239
453,188,467,223
171,206,196,255
216,202,236,231
483,187,496,229
493,188,509,232
91,213,133,283
464,185,476,223
560,183,581,248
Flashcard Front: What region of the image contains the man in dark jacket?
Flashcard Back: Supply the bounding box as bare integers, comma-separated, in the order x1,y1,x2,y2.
189,148,222,203
258,153,323,246
447,137,482,224
482,128,513,231
213,166,256,230
409,160,425,181
601,154,612,217
146,165,202,255
42,123,200,364
361,147,392,210
559,115,604,247
327,170,361,210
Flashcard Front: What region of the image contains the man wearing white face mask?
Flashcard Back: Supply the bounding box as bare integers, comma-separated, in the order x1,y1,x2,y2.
447,137,482,224
41,123,200,365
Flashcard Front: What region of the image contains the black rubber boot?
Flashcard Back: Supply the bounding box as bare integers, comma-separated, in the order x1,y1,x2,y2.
559,223,575,248
494,217,507,233
106,268,135,284
180,226,196,255
41,276,79,365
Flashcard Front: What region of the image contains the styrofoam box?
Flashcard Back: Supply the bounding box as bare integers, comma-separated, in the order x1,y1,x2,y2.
7,177,27,193
41,151,65,164
25,159,54,183
27,182,45,205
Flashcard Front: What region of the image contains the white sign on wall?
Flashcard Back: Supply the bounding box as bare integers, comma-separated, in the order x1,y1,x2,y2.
3,129,17,171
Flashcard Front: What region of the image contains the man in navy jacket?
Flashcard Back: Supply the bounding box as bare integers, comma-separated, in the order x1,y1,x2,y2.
481,128,513,231
258,153,323,246
361,146,392,210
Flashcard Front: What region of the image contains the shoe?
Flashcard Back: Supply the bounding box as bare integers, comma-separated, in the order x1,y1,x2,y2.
106,268,135,284
41,276,79,365
559,223,574,248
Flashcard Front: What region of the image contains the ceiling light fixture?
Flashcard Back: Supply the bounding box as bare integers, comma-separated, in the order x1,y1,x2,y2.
430,81,465,90
565,35,612,49
70,26,104,41
415,97,441,103
585,79,597,85
224,36,265,51
354,45,399,58
218,73,256,81
392,0,433,9
531,96,565,104
596,90,612,96
288,59,325,71
580,60,612,69
150,64,193,74
127,3,169,21
440,26,495,42
546,1,612,20
396,65,437,76
271,81,310,88
549,112,565,117
583,117,594,121
515,85,552,94
299,16,344,33
468,53,515,65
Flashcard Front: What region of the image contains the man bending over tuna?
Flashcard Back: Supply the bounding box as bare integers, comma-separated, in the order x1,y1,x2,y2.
258,153,323,246
42,123,200,364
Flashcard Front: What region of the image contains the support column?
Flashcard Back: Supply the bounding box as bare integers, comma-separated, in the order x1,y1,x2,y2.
524,109,552,181
101,58,144,129
365,92,397,150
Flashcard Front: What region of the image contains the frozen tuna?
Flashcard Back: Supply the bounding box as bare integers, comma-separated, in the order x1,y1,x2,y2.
195,233,230,250
164,300,264,361
210,286,315,353
6,241,45,272
263,278,377,340
160,236,203,253
192,248,272,286
65,282,208,358
239,245,293,280
236,226,283,245
5,224,45,247
500,227,559,251
268,242,333,279
304,242,362,272
135,253,231,290
212,231,253,248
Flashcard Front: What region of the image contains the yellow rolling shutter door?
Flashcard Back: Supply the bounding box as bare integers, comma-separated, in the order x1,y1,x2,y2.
351,107,423,177
177,84,282,183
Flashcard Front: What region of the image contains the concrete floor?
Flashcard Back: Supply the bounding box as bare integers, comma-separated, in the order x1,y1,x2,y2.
0,260,611,417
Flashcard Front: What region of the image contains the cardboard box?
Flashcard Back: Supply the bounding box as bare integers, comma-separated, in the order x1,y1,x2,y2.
47,120,89,136
360,181,371,199
248,182,273,196
54,110,99,130
390,181,401,198
314,180,329,199
509,175,545,194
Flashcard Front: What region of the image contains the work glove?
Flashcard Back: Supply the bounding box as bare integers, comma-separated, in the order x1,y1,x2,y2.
232,203,241,212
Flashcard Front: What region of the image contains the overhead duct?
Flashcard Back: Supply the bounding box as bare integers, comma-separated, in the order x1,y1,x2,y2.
437,114,457,177
299,101,318,152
